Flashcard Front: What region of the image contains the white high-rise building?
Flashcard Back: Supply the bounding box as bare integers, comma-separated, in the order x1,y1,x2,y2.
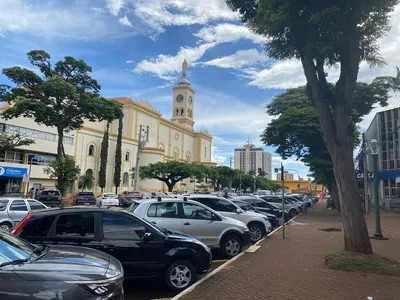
234,143,272,179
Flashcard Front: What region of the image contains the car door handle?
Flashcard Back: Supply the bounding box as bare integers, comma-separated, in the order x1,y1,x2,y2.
151,221,157,224
184,222,191,226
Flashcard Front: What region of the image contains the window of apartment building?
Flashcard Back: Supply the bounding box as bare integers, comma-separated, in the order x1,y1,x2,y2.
390,179,397,197
384,179,389,196
0,151,24,164
28,153,56,166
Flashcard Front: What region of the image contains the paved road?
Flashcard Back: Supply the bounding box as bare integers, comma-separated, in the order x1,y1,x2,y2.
124,257,226,300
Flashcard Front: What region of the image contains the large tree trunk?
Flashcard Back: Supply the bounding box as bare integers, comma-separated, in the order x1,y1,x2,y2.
331,179,341,212
56,127,65,160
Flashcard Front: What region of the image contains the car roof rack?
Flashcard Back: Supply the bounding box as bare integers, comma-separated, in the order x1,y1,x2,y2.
183,197,187,201
157,196,162,202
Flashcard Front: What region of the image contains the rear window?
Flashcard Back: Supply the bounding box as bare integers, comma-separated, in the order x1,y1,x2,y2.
128,192,140,196
20,215,56,238
103,194,116,198
78,192,94,196
41,190,60,196
0,199,9,211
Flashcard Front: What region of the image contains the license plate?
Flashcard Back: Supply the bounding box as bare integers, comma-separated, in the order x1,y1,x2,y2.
84,203,90,205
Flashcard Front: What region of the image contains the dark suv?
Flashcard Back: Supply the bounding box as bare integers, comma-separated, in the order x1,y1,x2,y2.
14,206,212,292
0,230,124,300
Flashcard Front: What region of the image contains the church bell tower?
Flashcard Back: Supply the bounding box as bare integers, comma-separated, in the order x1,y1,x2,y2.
171,59,195,130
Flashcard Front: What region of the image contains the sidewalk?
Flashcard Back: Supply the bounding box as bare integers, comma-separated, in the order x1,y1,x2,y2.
180,202,400,300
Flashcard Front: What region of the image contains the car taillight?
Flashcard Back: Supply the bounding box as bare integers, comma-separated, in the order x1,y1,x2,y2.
57,196,61,201
125,195,128,198
139,195,143,199
12,214,33,236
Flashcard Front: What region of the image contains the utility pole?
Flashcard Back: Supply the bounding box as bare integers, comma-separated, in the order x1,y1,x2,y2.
133,125,149,192
229,157,233,193
281,162,285,239
362,133,369,214
253,175,256,193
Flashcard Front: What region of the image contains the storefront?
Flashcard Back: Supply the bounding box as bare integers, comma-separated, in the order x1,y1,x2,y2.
0,166,28,195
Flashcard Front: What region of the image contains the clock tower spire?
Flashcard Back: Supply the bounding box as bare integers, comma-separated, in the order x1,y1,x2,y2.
171,59,195,130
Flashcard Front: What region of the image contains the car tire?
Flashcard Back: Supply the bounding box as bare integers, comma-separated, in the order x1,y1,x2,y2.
221,235,242,258
165,260,196,292
248,223,264,242
0,222,12,232
289,209,297,218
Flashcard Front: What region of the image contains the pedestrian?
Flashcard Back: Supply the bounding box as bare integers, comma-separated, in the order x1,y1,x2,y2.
34,189,39,199
302,199,308,213
223,192,229,199
28,187,34,199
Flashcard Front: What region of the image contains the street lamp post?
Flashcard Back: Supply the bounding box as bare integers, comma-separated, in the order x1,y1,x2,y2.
370,139,387,240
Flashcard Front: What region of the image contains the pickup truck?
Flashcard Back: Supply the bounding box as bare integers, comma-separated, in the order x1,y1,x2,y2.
36,189,62,207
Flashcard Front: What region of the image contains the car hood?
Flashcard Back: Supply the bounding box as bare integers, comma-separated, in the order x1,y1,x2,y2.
165,230,202,243
12,245,116,282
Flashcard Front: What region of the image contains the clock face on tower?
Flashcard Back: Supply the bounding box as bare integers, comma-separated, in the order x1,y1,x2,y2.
188,96,193,104
176,94,184,103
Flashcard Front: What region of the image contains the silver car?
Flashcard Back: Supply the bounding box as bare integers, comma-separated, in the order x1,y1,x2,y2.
0,197,47,231
130,198,252,258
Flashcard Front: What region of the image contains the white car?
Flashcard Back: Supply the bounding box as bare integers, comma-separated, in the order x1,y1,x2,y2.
187,195,272,242
98,193,119,206
130,198,252,258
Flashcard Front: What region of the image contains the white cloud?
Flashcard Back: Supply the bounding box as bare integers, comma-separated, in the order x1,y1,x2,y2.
201,49,268,69
131,0,238,34
194,23,265,45
106,0,126,16
0,0,133,40
213,136,234,146
133,43,216,80
119,15,133,28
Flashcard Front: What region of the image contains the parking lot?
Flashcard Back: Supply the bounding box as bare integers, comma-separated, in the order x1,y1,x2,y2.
124,254,227,300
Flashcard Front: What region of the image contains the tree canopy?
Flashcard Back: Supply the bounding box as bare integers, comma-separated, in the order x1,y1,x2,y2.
226,0,399,254
0,132,34,153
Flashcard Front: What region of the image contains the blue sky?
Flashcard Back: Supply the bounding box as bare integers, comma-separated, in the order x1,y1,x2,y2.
1,0,400,179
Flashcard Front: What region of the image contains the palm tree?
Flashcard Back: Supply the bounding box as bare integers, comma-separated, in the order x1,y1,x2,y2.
78,174,94,191
374,67,400,91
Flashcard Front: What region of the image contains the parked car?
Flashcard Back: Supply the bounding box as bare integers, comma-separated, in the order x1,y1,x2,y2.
186,195,271,242
0,197,47,231
233,196,289,222
231,199,280,228
258,195,300,218
288,193,313,207
14,206,212,292
284,196,304,210
118,191,145,207
74,191,96,205
130,198,251,258
98,193,119,206
36,188,61,207
0,230,124,300
256,190,272,196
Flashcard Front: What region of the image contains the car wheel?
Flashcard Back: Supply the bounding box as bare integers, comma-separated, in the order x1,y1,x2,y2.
0,222,12,232
289,209,297,218
248,223,264,242
221,235,242,258
165,260,195,292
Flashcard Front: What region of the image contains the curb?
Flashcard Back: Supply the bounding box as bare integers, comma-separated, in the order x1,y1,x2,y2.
171,213,302,300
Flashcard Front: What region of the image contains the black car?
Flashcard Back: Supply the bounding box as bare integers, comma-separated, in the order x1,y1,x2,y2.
234,196,289,222
118,191,144,207
0,230,124,300
74,191,96,205
14,206,212,292
231,199,280,228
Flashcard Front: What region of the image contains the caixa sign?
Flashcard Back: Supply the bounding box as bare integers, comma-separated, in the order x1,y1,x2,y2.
356,172,374,180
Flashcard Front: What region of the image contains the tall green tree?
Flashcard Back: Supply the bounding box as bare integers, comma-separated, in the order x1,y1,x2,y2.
44,156,80,196
226,0,398,254
138,161,201,192
114,116,123,194
99,122,110,193
262,82,389,212
1,50,122,190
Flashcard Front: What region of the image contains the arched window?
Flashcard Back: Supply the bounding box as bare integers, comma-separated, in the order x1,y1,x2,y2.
174,149,179,161
125,151,130,161
86,169,93,176
175,108,179,116
88,144,95,156
123,172,129,185
187,109,192,118
181,108,184,115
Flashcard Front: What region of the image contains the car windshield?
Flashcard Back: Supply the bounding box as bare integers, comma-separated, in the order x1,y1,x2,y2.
0,200,9,211
41,191,60,196
0,231,38,264
128,202,140,212
233,201,255,212
103,194,116,198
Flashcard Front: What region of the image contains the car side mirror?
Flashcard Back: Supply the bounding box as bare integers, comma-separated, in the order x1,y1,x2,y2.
142,232,152,243
212,214,221,221
236,208,242,214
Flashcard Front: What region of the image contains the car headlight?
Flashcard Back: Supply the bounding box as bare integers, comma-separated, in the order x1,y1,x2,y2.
243,225,250,232
263,217,270,222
